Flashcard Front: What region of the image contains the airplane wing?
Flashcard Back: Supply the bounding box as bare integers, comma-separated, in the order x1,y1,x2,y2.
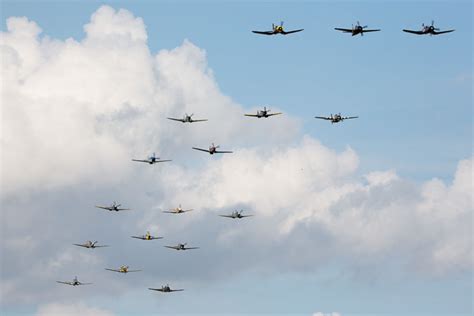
56,281,73,285
148,288,166,292
170,289,184,292
244,114,259,117
126,270,141,273
149,236,163,240
433,29,455,35
344,116,359,120
252,30,274,35
105,268,120,273
116,208,131,211
181,209,193,213
154,160,172,163
94,245,109,248
131,159,149,163
315,116,331,120
164,245,180,250
282,29,304,34
219,215,234,218
334,28,353,32
402,29,424,35
192,147,210,153
95,206,112,211
73,244,88,248
191,119,208,122
362,29,381,32
162,211,177,214
214,150,233,154
267,112,282,117
167,117,185,122
240,215,254,217
78,282,93,285
183,247,199,250
131,236,145,240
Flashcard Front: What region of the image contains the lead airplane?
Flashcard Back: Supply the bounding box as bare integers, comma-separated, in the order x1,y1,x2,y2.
149,284,184,293
73,241,109,249
252,21,303,35
244,106,282,118
56,276,92,286
219,210,253,219
105,265,141,274
192,143,233,155
315,113,358,124
164,243,199,251
403,20,455,35
132,152,171,165
163,204,193,214
167,113,208,123
335,21,380,36
131,231,163,240
95,201,131,212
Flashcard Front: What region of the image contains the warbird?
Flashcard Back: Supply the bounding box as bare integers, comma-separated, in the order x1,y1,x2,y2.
73,241,109,249
105,265,141,273
403,21,455,35
149,284,184,293
219,210,253,219
164,243,199,251
163,204,193,214
95,201,131,212
335,21,380,36
192,143,233,155
132,153,171,165
252,21,303,35
167,113,208,123
315,113,358,124
131,231,163,240
56,276,92,286
244,106,282,118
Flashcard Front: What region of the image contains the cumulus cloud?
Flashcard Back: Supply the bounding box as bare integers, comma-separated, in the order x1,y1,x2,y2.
36,302,115,316
0,4,472,310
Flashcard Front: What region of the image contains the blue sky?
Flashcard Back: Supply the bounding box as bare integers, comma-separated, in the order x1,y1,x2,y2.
1,1,472,315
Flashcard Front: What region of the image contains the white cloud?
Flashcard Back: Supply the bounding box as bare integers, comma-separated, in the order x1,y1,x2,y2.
313,313,341,316
36,302,115,316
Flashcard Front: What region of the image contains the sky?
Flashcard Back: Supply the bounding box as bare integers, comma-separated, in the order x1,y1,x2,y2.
0,1,472,315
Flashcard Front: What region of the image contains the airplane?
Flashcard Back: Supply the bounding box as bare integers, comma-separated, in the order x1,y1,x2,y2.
73,241,109,249
105,265,141,273
149,284,184,293
335,21,380,36
244,106,282,118
164,243,199,251
167,113,208,123
403,20,455,35
219,210,253,219
252,21,303,35
132,152,172,165
131,231,163,240
56,276,92,286
192,143,233,155
95,201,131,212
163,204,193,214
315,113,358,124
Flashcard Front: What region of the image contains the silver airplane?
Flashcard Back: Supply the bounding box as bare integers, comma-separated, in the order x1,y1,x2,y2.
164,243,199,251
244,106,282,118
132,152,172,165
95,201,131,212
252,21,304,35
403,20,455,35
219,210,253,219
73,241,109,249
131,231,163,240
163,204,193,214
315,113,358,124
192,143,233,155
56,276,92,286
105,265,141,273
149,284,184,293
335,21,380,36
167,113,208,123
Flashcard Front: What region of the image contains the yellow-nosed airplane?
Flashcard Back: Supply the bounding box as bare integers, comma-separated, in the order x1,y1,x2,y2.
252,21,303,36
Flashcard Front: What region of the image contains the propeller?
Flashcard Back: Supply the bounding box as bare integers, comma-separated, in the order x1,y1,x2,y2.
280,21,284,27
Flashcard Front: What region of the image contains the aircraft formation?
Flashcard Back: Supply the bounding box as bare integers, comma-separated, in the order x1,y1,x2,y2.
58,17,455,295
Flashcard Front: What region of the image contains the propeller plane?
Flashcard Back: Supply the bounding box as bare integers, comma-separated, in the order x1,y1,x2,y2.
95,201,131,212
105,265,141,274
315,113,358,124
335,21,380,36
252,21,303,35
132,153,171,165
131,231,163,240
244,106,282,118
164,243,199,251
73,241,109,249
403,20,455,35
167,113,208,123
219,210,253,219
149,284,184,293
56,276,92,286
192,143,233,155
163,204,193,214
